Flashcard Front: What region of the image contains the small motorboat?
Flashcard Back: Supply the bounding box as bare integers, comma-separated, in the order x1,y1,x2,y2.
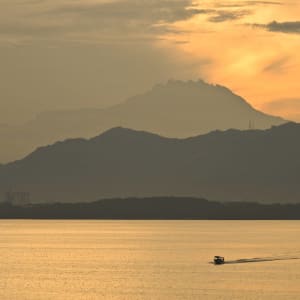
214,256,225,265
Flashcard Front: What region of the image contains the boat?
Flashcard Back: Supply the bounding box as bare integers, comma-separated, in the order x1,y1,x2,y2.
214,256,225,265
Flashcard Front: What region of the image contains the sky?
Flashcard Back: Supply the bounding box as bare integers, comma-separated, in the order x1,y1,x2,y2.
0,0,299,124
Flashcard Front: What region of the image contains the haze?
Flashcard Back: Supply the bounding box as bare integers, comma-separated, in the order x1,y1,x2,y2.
0,0,299,125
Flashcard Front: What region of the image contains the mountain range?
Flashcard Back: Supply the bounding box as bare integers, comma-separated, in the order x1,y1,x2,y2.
1,122,299,204
0,80,285,163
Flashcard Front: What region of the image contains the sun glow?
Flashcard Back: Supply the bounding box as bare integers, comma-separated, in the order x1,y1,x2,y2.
160,0,300,119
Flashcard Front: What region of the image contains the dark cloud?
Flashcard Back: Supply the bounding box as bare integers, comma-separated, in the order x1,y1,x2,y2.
49,0,200,22
253,21,300,34
247,1,282,4
0,0,206,42
215,1,282,8
208,10,251,23
195,1,281,24
40,0,204,37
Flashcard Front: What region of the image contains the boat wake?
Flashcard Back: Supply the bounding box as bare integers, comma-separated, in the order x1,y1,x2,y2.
211,256,300,265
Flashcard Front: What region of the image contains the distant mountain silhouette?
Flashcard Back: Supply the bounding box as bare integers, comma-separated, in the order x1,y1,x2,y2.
0,80,285,163
0,122,299,204
1,197,300,219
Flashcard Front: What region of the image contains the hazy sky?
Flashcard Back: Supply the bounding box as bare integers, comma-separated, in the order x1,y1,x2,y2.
0,0,299,124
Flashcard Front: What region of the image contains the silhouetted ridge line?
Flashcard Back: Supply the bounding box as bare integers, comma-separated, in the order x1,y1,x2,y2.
0,122,300,204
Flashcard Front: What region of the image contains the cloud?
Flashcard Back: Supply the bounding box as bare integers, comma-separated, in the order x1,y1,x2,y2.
253,21,300,34
214,1,282,8
262,56,290,73
0,1,290,41
247,1,282,4
193,1,282,24
0,0,205,43
48,0,201,23
208,10,251,23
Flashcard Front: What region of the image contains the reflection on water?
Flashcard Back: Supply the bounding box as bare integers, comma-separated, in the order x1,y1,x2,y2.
1,220,300,300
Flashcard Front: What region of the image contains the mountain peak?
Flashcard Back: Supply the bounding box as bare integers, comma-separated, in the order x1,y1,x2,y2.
91,126,166,142
141,79,254,110
152,79,231,93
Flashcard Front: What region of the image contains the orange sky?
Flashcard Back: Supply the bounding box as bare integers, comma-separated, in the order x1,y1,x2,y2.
160,0,300,120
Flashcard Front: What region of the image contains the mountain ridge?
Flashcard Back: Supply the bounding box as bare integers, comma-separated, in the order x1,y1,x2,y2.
0,79,286,163
0,122,299,204
6,122,296,166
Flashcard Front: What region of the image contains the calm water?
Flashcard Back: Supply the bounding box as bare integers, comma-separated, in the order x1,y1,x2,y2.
1,220,300,300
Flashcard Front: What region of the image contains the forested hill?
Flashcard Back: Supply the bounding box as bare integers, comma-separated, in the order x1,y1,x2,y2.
1,197,300,220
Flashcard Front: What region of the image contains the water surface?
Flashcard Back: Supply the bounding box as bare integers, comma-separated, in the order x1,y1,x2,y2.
1,220,300,299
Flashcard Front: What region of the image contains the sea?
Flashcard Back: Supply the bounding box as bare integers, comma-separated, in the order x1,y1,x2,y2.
1,220,300,300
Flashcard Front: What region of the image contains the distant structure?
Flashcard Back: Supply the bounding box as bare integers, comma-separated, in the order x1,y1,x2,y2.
248,120,255,130
5,190,31,206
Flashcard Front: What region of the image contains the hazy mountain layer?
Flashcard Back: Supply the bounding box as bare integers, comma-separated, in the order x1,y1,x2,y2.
0,122,299,204
0,80,285,163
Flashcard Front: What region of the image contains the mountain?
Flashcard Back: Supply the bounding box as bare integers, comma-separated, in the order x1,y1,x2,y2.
0,122,299,204
0,79,285,163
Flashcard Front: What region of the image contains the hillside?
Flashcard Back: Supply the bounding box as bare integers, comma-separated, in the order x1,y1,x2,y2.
0,122,299,204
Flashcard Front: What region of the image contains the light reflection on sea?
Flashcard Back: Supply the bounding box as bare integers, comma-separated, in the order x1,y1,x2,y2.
1,220,300,300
